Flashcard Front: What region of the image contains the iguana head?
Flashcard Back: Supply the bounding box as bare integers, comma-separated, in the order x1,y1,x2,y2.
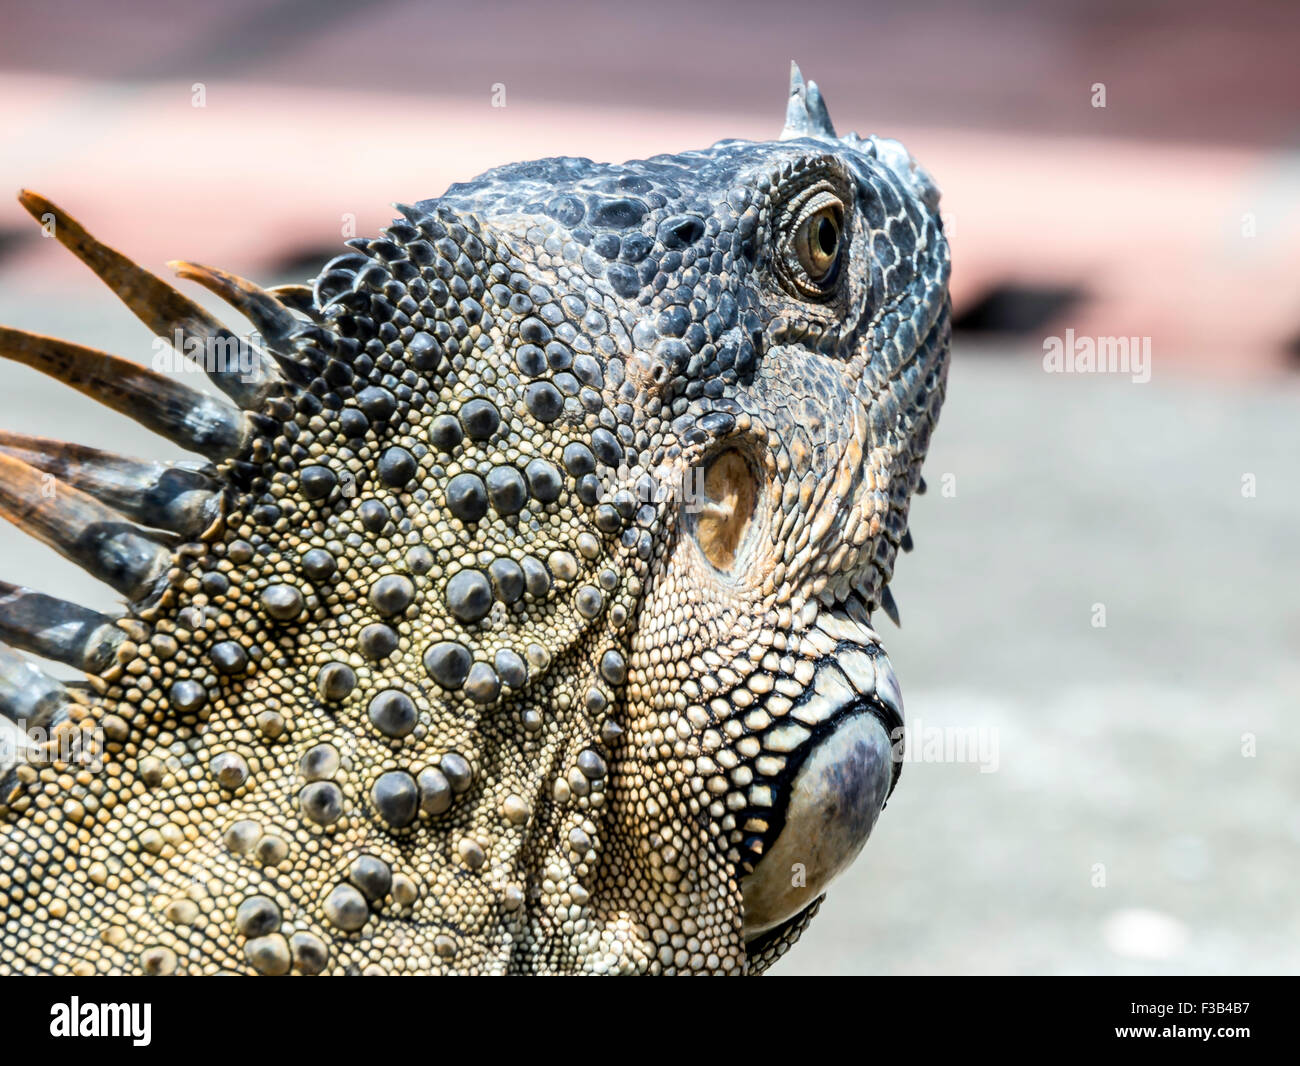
0,64,949,974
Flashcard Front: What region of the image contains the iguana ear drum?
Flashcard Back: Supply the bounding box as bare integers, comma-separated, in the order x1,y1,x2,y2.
690,448,759,574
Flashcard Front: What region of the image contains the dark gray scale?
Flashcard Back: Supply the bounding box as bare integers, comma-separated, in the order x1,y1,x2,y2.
577,749,608,780
575,585,604,619
378,446,417,487
458,398,500,440
348,855,392,902
169,679,207,713
576,474,601,506
235,895,282,938
317,661,357,701
440,752,474,793
519,316,552,345
546,341,573,371
357,386,397,422
339,409,369,439
515,343,546,377
301,548,337,582
445,473,488,524
299,742,340,781
524,458,562,502
485,465,528,515
323,884,368,932
525,381,563,423
430,413,464,452
562,442,596,477
210,641,249,675
300,465,337,500
612,489,637,518
261,583,304,621
201,571,228,596
300,781,344,826
594,504,621,534
358,623,399,660
291,932,329,975
424,640,472,689
521,556,551,598
600,649,626,685
590,428,622,467
406,331,441,369
371,770,418,828
494,648,527,689
463,661,500,703
406,545,435,573
367,689,418,738
445,569,492,624
359,499,389,533
369,574,415,616
418,767,453,815
488,557,525,603
573,353,603,387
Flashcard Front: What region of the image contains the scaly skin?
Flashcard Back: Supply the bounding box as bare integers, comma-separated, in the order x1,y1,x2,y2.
0,68,949,974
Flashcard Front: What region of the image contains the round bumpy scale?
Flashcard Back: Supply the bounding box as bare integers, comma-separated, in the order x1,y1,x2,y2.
371,771,419,828
300,781,344,827
424,641,472,688
317,661,357,701
349,855,393,902
445,569,492,624
261,584,304,621
418,767,453,815
368,689,418,738
323,884,369,932
369,574,415,616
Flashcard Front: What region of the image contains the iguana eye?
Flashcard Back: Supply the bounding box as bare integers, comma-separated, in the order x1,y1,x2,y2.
775,184,847,299
795,205,841,283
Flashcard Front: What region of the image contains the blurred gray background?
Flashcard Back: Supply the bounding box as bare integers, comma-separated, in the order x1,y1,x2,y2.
0,0,1296,973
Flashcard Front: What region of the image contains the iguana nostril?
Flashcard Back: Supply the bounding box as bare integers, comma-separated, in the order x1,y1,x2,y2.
692,448,759,573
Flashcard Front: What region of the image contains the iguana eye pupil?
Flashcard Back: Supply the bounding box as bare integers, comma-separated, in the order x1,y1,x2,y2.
817,216,838,256
796,205,841,283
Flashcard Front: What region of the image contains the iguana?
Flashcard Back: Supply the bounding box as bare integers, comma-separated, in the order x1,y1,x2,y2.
0,65,950,975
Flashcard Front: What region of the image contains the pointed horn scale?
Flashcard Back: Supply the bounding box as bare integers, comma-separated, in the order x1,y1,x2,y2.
168,261,301,347
167,261,320,385
0,582,123,673
0,432,221,537
0,327,249,460
0,452,172,603
880,585,901,627
17,191,280,410
780,61,837,141
266,283,322,321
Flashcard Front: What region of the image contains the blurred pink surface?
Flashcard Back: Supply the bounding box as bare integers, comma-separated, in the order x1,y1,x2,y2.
0,0,1296,377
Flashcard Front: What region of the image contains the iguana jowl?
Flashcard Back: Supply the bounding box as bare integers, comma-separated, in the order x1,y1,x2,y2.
0,65,950,974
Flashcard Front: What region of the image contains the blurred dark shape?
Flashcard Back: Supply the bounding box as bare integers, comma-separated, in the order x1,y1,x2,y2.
952,284,1084,337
